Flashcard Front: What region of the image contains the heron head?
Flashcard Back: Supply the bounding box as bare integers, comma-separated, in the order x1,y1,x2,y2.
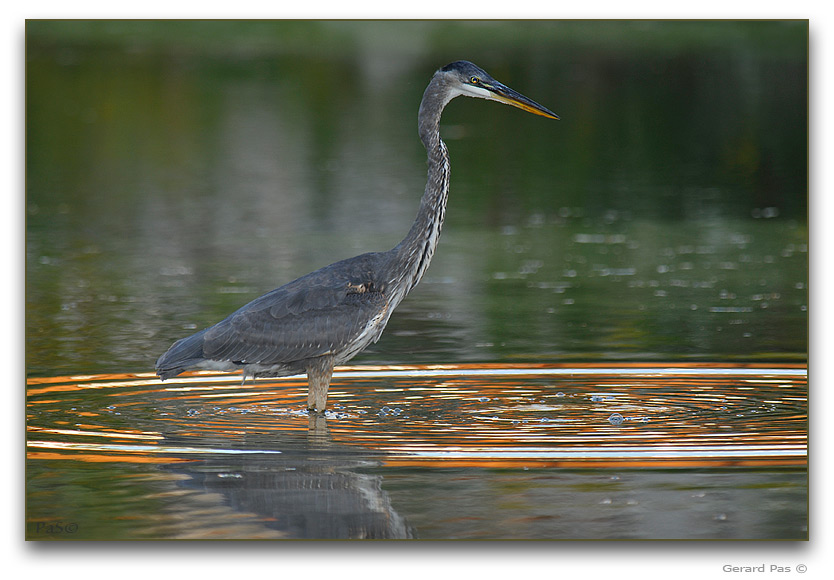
440,61,559,120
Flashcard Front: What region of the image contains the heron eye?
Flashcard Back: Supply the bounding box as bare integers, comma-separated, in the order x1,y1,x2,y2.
470,76,480,85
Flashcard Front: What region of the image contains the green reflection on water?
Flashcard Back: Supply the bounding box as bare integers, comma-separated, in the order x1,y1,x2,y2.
25,20,807,377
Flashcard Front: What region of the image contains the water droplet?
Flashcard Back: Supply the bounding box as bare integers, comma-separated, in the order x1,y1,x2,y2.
608,413,624,426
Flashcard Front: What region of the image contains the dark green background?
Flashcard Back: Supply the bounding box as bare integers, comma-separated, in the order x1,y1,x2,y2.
25,20,808,376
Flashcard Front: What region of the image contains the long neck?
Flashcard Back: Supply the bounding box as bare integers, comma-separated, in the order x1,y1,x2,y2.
386,73,454,305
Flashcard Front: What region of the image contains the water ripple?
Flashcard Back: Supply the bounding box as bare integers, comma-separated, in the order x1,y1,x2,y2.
27,363,806,469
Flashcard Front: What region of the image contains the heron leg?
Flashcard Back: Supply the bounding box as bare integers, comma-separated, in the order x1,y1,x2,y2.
306,355,335,412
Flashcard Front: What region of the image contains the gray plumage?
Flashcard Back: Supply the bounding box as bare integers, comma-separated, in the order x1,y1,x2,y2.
156,61,558,411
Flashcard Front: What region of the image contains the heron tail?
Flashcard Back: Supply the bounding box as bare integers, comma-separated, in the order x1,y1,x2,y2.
155,328,209,380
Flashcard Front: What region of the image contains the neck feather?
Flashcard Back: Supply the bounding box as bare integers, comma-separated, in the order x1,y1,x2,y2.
386,72,454,304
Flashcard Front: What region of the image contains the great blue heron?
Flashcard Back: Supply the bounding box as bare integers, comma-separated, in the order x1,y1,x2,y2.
156,61,558,411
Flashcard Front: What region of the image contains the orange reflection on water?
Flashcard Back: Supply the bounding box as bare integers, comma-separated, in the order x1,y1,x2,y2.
27,363,806,469
27,451,193,464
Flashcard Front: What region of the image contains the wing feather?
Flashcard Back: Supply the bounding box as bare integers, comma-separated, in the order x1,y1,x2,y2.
200,253,390,365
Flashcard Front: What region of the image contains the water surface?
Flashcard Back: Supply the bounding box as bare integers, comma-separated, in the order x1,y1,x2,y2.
25,21,807,376
27,364,807,539
25,21,808,541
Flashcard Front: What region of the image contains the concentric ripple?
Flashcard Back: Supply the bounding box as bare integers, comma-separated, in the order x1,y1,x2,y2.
27,363,806,469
